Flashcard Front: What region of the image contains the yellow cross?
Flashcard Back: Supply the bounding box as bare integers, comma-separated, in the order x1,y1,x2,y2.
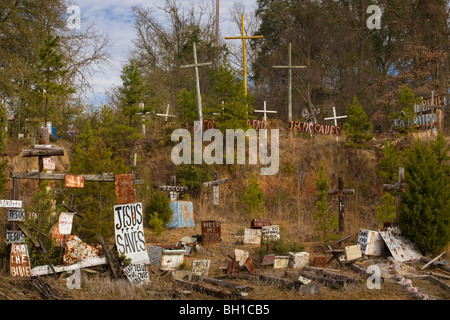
225,14,263,98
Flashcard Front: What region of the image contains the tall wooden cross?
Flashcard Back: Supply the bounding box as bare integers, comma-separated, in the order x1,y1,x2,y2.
383,167,407,223
272,43,307,122
180,42,212,133
159,175,189,201
324,106,347,141
225,14,263,113
328,177,355,233
254,101,277,137
203,172,228,206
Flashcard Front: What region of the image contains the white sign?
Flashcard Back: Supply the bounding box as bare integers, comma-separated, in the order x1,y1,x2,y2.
379,227,422,262
288,252,309,269
43,157,56,170
244,228,261,245
31,257,107,276
0,200,22,208
357,229,384,256
192,260,211,276
123,264,150,286
345,245,362,261
8,209,26,221
114,203,149,264
6,230,25,244
58,212,75,235
262,225,280,242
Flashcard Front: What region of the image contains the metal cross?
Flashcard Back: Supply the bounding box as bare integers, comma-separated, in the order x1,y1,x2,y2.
272,43,307,122
180,42,212,133
225,14,263,112
324,106,347,141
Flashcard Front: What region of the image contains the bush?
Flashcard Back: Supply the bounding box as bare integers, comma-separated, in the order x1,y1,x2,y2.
240,174,266,218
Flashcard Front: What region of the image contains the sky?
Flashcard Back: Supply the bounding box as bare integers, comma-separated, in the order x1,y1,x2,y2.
73,0,258,106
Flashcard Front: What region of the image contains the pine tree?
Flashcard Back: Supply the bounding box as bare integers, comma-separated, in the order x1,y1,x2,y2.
400,139,450,254
241,174,266,219
343,96,374,148
119,59,149,126
377,140,401,184
144,191,173,236
313,164,339,246
391,84,421,132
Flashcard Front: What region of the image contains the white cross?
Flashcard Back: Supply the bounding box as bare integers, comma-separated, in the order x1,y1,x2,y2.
254,101,277,137
156,104,175,122
324,106,347,141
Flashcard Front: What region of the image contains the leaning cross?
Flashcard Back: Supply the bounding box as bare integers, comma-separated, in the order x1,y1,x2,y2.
324,106,347,141
225,14,263,115
272,43,307,122
180,42,212,133
382,167,407,223
203,172,228,206
328,177,355,233
159,175,189,201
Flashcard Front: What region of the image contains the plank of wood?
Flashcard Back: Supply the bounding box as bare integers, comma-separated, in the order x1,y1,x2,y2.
421,252,446,270
192,275,252,293
22,148,64,157
427,276,450,292
175,279,251,300
10,172,144,184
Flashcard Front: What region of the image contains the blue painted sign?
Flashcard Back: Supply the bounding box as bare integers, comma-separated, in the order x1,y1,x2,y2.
166,201,195,228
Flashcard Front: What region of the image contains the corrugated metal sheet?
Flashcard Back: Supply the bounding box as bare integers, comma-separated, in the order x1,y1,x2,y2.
166,201,195,228
378,227,422,262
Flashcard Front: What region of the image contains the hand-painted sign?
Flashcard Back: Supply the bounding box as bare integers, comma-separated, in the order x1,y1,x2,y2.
192,260,211,276
357,229,384,256
123,263,150,286
6,230,25,244
378,227,422,262
7,209,26,221
10,243,31,278
244,228,261,245
115,174,135,204
201,221,221,245
344,245,362,261
262,225,280,242
65,175,84,188
289,121,342,136
43,157,56,170
114,202,149,264
0,200,22,208
58,212,75,235
166,201,195,228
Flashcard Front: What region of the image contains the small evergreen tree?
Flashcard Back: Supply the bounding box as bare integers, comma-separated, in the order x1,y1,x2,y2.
313,164,339,246
377,140,401,184
241,174,266,219
400,139,450,254
375,193,397,227
144,191,173,236
393,84,420,132
343,96,374,148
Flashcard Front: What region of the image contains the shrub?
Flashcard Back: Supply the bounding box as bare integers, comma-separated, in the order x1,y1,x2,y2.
144,191,173,236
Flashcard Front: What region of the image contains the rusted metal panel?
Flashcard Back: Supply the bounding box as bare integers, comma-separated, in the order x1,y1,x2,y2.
65,175,85,188
226,261,240,274
312,256,328,268
379,227,423,262
244,228,261,245
167,201,194,228
250,218,271,229
262,254,275,266
115,174,135,204
10,243,31,278
63,235,104,265
234,249,250,267
288,252,309,269
262,225,280,242
357,229,384,256
245,257,255,274
201,221,221,245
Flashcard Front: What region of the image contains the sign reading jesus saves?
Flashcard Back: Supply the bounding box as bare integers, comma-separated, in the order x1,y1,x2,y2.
114,202,149,264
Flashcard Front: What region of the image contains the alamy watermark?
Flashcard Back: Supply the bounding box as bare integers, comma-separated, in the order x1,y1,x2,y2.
366,5,382,30
67,5,81,30
170,121,279,175
366,265,382,289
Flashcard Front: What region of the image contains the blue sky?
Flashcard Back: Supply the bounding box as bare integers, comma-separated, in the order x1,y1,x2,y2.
73,0,257,106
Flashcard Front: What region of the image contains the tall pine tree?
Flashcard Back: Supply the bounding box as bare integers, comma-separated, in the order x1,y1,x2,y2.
343,96,374,148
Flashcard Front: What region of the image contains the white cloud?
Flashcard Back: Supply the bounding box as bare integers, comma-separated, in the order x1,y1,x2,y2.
73,0,256,106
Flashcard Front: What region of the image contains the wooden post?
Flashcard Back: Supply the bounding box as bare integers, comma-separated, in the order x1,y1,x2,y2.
328,177,355,233
382,167,407,223
180,42,212,132
272,43,307,122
